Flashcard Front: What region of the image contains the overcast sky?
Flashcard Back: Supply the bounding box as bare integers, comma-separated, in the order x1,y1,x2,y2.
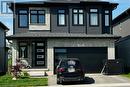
0,0,130,35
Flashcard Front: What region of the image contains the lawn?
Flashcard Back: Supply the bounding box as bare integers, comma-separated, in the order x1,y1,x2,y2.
0,58,48,87
122,73,130,78
0,74,48,87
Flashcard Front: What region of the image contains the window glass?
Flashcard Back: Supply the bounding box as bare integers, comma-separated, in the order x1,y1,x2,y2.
55,48,67,53
39,15,45,23
58,10,65,13
90,13,98,26
31,15,37,23
59,14,65,25
105,10,109,14
30,10,45,24
79,14,83,25
105,10,109,26
58,10,66,25
74,14,78,25
105,15,109,26
73,9,78,13
79,10,83,13
18,10,28,28
19,43,28,58
73,9,84,25
90,9,98,26
90,9,98,12
19,15,28,27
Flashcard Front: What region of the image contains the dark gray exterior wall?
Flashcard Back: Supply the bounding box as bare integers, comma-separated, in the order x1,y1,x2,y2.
50,5,110,34
116,37,130,71
14,4,112,34
0,27,6,73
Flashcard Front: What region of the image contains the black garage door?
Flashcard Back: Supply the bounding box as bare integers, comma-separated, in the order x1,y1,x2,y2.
54,47,107,73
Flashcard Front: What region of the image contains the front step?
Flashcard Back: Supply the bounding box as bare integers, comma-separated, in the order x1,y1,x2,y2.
22,69,49,77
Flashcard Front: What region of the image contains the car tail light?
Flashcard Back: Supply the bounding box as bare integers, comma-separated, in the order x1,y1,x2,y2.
57,68,65,72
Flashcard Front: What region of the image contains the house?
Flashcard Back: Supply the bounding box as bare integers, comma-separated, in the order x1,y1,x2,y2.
0,22,9,74
113,8,130,73
7,0,120,75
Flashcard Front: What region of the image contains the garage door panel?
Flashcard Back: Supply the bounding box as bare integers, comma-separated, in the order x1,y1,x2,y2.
55,47,107,73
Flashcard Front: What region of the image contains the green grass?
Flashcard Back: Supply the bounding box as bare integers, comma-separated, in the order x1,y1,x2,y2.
0,58,48,87
0,74,48,87
122,73,130,78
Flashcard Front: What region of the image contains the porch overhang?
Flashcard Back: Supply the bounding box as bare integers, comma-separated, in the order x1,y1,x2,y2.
7,32,121,40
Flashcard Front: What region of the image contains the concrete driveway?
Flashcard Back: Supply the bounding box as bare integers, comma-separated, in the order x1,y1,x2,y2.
47,74,130,87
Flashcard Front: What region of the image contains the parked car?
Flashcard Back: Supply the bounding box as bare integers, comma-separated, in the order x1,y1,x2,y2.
56,58,85,84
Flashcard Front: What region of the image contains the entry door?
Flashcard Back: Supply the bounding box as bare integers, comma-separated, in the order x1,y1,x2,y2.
35,42,45,67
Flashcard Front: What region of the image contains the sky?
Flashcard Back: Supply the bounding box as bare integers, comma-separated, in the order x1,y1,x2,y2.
0,0,130,35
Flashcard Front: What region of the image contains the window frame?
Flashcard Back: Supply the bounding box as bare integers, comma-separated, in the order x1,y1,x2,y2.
30,10,46,25
18,9,29,28
105,10,110,27
89,8,99,27
72,8,84,26
57,9,67,26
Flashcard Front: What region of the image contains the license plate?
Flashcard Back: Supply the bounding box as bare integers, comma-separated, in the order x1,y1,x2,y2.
68,66,75,72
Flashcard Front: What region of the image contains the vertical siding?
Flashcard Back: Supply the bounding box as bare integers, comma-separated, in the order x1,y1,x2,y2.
116,38,130,68
113,18,130,37
0,27,5,73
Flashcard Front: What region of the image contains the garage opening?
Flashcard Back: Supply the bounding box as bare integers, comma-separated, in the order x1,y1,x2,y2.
54,47,107,73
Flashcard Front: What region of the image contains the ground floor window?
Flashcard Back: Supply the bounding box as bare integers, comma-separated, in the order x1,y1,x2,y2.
19,42,28,58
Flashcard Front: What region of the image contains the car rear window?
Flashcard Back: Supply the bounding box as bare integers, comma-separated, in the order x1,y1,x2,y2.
60,60,81,68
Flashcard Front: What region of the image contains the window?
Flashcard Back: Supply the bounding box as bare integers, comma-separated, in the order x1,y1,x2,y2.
19,43,28,58
73,9,84,25
18,10,28,28
1,1,12,14
105,10,110,26
57,10,66,26
30,10,45,24
89,9,99,26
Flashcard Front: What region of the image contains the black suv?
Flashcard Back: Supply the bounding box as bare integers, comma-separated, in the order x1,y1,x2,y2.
56,58,85,84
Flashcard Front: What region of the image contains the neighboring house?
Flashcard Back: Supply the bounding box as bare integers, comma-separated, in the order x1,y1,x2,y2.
0,22,9,74
113,8,130,73
7,0,120,75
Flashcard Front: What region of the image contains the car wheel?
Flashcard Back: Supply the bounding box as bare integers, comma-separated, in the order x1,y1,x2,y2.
57,78,60,84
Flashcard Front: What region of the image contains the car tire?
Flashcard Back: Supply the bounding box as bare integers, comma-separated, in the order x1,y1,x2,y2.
57,78,60,84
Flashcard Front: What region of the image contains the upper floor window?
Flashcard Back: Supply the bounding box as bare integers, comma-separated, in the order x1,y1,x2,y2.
89,9,99,26
30,10,45,24
57,9,66,26
18,10,28,28
105,10,110,26
72,9,84,25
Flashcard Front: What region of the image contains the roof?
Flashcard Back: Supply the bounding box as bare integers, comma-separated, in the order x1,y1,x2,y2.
9,0,118,11
0,22,9,31
7,32,121,40
112,8,130,26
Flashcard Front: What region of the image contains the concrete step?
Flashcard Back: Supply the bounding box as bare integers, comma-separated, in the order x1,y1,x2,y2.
22,69,49,77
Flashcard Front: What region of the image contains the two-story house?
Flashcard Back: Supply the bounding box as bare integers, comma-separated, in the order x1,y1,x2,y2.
0,22,9,74
113,8,130,73
7,0,120,75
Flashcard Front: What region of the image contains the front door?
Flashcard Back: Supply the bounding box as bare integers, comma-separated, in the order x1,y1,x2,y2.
34,42,45,67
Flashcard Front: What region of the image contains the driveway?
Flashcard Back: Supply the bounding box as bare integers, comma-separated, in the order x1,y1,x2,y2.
48,74,130,87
